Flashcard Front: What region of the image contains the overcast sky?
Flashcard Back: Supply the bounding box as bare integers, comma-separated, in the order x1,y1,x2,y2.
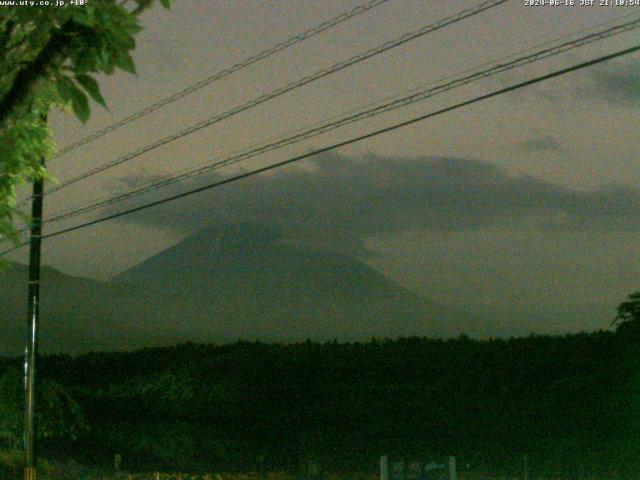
7,0,640,333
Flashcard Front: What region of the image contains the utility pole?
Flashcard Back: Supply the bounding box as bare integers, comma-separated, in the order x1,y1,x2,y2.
24,150,45,480
449,456,457,480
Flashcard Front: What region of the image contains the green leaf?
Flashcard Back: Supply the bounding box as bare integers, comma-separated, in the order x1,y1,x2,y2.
75,74,106,108
160,0,171,9
115,51,136,75
98,43,111,67
55,75,76,104
59,77,91,123
70,8,96,27
104,63,115,75
109,28,136,50
71,92,90,124
74,49,98,73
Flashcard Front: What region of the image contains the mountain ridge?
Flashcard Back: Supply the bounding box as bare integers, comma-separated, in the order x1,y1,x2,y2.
2,225,492,355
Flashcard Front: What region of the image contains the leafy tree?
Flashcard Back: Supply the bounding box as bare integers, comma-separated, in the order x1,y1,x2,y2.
614,291,640,337
0,367,86,450
0,0,171,244
39,336,625,474
0,369,21,450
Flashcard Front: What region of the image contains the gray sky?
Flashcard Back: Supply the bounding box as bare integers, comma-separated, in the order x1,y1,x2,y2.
7,0,640,333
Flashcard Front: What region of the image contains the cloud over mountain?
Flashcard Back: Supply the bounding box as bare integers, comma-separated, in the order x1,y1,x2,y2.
110,153,640,246
590,61,640,107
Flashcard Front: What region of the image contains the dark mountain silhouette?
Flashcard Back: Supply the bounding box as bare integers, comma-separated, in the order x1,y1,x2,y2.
2,224,491,355
113,224,490,340
0,262,189,356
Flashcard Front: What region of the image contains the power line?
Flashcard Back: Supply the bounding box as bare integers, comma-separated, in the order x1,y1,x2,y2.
322,8,640,128
2,43,637,257
7,11,636,246
22,0,508,205
53,0,393,159
39,17,640,225
6,13,636,246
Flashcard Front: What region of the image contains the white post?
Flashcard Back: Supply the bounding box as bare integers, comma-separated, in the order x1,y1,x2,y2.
448,456,457,480
380,455,389,480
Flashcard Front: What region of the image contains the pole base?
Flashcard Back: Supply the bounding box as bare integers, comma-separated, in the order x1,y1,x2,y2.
24,466,36,480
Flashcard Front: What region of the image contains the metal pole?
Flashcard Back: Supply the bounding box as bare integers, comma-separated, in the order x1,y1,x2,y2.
24,154,45,480
448,456,457,480
380,455,389,480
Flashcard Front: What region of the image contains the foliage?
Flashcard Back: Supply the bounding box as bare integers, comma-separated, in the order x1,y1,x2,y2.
0,370,21,449
29,330,637,477
0,449,23,480
3,303,639,476
0,367,86,449
0,451,101,480
614,291,640,336
0,0,172,244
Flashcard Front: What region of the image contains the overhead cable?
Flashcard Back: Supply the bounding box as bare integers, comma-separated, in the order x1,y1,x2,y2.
54,0,394,158
2,43,637,256
41,17,640,225
22,0,509,205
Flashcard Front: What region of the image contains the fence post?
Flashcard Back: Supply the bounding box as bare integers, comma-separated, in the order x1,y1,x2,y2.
448,456,456,480
380,455,389,480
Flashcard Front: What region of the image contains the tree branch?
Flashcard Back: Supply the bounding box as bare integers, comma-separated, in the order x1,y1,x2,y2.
0,2,150,126
0,25,74,127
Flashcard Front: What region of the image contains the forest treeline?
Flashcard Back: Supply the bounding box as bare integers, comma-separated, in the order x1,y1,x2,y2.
1,329,639,477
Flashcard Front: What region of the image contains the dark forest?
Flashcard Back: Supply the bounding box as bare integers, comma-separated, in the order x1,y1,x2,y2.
2,326,638,478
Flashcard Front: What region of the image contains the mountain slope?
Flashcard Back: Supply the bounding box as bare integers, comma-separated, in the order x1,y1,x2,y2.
1,225,491,355
0,262,196,356
113,224,487,340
